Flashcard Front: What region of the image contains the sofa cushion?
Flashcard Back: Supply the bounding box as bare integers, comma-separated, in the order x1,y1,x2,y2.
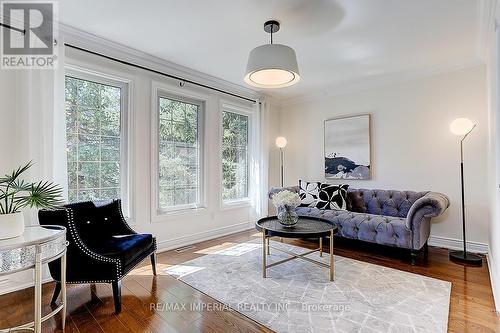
296,207,411,248
347,189,428,218
315,183,348,210
298,180,320,207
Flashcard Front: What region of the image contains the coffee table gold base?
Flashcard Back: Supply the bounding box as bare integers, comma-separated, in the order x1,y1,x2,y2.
262,229,335,281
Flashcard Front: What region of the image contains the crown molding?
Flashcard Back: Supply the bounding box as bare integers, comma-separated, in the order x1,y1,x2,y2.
477,0,497,61
278,58,484,108
59,24,262,103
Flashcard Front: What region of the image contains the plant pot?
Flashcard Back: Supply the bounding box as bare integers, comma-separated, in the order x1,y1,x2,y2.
0,212,25,240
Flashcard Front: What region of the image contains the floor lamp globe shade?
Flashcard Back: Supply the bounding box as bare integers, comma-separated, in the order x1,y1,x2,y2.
244,44,300,88
450,118,474,136
275,137,287,148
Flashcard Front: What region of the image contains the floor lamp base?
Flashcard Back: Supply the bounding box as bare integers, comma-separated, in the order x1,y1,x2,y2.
449,250,482,266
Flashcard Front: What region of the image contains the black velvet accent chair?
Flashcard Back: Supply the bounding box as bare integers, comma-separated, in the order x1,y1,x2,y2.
38,200,157,313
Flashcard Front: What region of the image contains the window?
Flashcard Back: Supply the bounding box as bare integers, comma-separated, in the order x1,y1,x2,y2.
157,95,202,212
65,74,127,204
221,110,249,201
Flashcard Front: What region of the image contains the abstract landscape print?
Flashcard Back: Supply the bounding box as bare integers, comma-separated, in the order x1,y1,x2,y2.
324,114,371,179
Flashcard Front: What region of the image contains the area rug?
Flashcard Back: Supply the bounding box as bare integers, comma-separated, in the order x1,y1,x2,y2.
165,240,451,333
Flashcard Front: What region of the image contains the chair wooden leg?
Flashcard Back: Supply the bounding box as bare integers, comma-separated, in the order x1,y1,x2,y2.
424,241,429,261
51,282,61,305
112,281,122,313
150,253,157,276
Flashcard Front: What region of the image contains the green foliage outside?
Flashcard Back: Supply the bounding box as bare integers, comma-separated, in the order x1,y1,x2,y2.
65,76,121,203
158,97,199,209
222,111,248,200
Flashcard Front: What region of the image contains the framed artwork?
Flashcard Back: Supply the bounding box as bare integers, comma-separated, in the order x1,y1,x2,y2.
324,114,371,180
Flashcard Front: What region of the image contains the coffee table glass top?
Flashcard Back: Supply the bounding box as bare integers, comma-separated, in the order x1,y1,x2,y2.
256,216,337,238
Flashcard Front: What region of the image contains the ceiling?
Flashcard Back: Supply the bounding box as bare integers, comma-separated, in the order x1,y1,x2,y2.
59,0,482,102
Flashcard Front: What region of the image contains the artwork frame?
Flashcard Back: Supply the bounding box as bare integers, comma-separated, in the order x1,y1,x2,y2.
324,114,371,180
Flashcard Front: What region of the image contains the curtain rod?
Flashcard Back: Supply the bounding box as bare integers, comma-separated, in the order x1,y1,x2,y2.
64,43,259,104
0,22,25,34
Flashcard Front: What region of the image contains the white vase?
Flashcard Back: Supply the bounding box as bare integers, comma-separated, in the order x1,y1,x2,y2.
0,212,25,240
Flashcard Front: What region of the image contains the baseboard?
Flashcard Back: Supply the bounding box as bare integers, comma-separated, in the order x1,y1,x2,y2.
156,220,255,253
428,235,488,253
487,249,500,312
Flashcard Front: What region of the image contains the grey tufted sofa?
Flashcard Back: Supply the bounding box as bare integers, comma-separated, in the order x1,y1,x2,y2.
269,186,450,264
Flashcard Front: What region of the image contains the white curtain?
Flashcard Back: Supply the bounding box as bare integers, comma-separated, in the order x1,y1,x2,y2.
16,37,67,225
250,99,270,219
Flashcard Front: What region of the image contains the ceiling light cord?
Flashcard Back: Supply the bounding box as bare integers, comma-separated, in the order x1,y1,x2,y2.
270,24,273,44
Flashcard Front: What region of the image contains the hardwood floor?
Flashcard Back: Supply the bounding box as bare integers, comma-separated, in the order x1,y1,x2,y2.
0,229,499,333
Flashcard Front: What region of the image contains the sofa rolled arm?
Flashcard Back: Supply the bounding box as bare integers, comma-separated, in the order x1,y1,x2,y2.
405,192,450,230
268,186,300,199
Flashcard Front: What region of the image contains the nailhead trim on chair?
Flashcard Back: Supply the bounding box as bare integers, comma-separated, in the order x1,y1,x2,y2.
64,207,122,280
115,199,136,234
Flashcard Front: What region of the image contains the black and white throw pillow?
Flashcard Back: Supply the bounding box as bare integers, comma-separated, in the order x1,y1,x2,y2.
298,180,320,207
315,183,349,210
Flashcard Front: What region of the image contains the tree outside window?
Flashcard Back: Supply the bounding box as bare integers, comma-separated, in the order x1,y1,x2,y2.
158,96,201,211
65,76,122,203
221,111,249,201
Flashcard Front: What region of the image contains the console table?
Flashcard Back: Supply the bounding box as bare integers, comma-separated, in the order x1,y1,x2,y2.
0,225,67,332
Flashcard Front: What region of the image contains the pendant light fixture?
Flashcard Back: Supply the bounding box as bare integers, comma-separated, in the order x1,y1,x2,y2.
244,20,300,89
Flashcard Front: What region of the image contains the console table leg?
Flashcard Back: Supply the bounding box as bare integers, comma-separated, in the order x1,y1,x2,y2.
267,237,270,255
329,231,334,282
34,250,42,333
262,231,266,278
61,252,67,330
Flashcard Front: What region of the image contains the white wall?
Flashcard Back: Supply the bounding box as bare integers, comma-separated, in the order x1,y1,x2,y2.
273,65,489,245
486,5,500,312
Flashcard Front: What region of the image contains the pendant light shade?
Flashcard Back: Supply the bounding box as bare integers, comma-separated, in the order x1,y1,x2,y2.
244,20,300,89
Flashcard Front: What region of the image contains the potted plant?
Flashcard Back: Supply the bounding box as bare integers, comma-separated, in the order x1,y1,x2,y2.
0,162,63,240
272,190,301,227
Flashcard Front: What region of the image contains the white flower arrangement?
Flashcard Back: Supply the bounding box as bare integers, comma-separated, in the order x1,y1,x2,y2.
272,190,301,209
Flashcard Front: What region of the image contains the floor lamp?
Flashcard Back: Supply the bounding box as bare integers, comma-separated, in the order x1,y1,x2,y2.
275,137,287,187
449,118,482,266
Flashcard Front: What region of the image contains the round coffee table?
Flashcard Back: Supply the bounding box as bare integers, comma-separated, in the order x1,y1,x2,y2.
255,216,337,281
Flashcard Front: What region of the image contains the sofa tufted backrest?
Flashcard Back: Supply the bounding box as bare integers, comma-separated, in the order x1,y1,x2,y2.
347,189,429,218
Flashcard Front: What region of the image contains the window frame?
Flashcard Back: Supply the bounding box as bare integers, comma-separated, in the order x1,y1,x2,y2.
219,101,253,210
151,81,208,220
64,66,132,217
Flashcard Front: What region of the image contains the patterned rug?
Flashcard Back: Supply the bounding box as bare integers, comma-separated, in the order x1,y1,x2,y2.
165,239,451,333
